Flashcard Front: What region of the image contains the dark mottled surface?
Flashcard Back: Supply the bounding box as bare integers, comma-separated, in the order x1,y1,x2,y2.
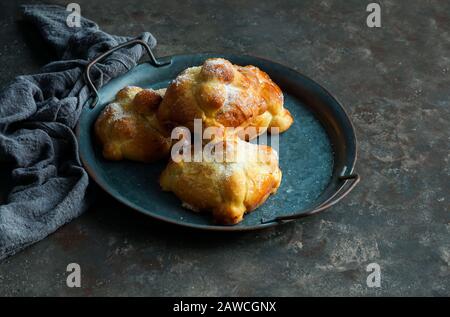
0,0,449,296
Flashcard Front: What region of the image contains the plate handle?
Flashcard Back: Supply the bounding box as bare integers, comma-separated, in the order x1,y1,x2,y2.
261,173,360,224
84,39,171,109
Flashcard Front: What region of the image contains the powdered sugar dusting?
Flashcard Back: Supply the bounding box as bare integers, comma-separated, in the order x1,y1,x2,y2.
107,102,126,121
172,72,190,86
222,84,241,111
202,58,233,80
172,67,199,86
182,201,200,212
206,58,228,66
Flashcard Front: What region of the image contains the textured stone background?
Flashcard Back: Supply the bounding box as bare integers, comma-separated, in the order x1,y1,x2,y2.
0,0,448,296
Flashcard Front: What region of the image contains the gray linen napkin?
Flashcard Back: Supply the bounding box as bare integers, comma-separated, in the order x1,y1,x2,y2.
0,4,157,260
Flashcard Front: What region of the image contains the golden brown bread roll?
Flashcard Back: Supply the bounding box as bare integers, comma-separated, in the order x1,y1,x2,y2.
160,135,282,224
95,86,171,162
157,58,293,139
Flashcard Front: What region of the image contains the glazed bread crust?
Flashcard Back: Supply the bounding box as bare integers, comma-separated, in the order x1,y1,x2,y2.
160,136,282,224
94,86,171,162
157,58,293,139
94,59,291,225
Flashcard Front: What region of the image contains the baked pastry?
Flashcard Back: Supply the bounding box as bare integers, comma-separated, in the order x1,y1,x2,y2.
95,86,171,162
157,58,293,140
160,135,282,224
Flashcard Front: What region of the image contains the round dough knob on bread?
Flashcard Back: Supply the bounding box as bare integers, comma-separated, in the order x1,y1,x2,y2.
94,86,171,162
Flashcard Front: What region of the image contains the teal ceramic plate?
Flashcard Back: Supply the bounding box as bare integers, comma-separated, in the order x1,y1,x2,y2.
77,47,358,231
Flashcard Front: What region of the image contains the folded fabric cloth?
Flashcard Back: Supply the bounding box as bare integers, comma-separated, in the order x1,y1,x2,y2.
0,4,157,260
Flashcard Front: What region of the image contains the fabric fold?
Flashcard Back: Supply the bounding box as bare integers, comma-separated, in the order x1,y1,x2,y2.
0,4,157,260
